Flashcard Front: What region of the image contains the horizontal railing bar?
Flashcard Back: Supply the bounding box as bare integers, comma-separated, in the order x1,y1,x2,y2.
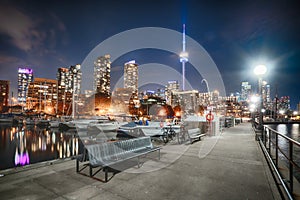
268,131,300,171
265,126,300,147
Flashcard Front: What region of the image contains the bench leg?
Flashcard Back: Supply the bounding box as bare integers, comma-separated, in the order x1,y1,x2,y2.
76,159,79,172
104,167,108,182
89,166,93,177
158,149,160,160
137,156,140,168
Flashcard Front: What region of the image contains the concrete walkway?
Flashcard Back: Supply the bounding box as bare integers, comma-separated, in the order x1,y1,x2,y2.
0,122,281,200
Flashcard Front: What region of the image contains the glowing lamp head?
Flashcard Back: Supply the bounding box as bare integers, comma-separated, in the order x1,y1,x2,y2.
180,52,189,62
254,64,267,76
250,95,259,103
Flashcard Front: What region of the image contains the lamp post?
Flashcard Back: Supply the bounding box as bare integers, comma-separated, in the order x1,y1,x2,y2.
250,95,259,122
254,64,267,131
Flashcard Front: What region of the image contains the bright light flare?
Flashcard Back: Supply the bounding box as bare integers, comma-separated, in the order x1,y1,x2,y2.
158,109,166,116
175,111,181,117
250,95,259,103
279,110,285,115
249,104,256,112
254,64,267,76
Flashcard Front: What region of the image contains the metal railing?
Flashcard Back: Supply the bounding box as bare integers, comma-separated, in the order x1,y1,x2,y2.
259,125,300,200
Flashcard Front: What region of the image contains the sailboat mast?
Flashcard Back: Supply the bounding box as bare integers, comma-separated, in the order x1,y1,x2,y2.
72,76,75,119
39,82,42,112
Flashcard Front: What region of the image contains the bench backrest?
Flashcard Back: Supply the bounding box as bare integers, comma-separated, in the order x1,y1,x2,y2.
187,128,200,135
86,136,153,166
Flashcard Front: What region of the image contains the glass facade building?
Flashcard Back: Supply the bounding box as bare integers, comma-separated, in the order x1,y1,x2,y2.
124,60,138,93
56,65,81,115
241,81,251,101
17,67,33,104
0,80,10,112
26,78,57,114
94,55,111,96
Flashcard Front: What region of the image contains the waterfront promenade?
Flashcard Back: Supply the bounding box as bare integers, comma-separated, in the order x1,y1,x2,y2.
0,122,281,199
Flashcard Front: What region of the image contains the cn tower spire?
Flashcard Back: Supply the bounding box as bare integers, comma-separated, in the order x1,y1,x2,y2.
183,24,186,52
180,24,188,90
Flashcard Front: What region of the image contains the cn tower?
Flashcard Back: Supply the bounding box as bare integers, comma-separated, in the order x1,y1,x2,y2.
179,24,188,91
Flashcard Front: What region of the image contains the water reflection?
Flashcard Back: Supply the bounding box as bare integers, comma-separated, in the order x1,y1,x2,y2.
267,123,300,181
0,124,82,170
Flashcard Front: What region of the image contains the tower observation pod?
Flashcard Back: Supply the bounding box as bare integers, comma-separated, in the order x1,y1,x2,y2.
180,24,189,91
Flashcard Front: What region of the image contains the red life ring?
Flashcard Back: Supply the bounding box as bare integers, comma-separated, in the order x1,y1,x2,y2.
160,122,164,128
206,113,214,122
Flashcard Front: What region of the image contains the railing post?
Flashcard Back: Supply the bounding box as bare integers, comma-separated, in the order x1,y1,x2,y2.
289,141,294,193
268,128,271,154
263,127,267,147
275,132,278,168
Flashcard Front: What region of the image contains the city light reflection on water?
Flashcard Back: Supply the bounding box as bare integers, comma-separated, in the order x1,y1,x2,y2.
0,124,82,170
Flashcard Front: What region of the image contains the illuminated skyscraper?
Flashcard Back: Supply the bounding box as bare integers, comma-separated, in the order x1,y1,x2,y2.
165,80,179,105
278,96,290,111
94,55,111,96
241,81,251,101
57,67,69,102
17,67,33,104
124,60,138,93
56,65,81,115
172,90,199,112
0,80,9,112
69,64,82,95
262,83,271,110
26,78,57,114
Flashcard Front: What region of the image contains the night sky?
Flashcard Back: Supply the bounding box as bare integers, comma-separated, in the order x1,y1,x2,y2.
0,0,299,109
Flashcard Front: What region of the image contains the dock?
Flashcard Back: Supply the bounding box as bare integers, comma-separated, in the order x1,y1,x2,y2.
0,122,281,199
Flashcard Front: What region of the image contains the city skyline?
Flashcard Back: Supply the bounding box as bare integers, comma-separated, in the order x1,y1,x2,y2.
0,0,299,109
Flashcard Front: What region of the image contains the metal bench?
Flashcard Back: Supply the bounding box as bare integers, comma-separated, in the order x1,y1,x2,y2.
76,136,160,182
187,128,206,144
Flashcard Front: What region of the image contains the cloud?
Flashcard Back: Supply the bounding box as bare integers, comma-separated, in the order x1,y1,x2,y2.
0,4,43,51
0,4,68,53
0,54,20,64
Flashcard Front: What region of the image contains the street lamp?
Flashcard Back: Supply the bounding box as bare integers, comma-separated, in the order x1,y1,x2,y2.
254,64,267,130
201,78,210,101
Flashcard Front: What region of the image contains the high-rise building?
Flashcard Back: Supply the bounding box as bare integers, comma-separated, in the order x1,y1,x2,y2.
17,67,33,104
124,60,138,93
0,80,10,112
278,96,290,112
57,67,69,109
241,82,251,101
94,55,111,96
165,80,179,105
262,83,271,110
69,64,82,95
56,65,81,115
26,78,57,114
172,90,199,113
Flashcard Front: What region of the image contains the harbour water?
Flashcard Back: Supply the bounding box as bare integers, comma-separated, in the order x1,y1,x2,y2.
0,123,83,170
